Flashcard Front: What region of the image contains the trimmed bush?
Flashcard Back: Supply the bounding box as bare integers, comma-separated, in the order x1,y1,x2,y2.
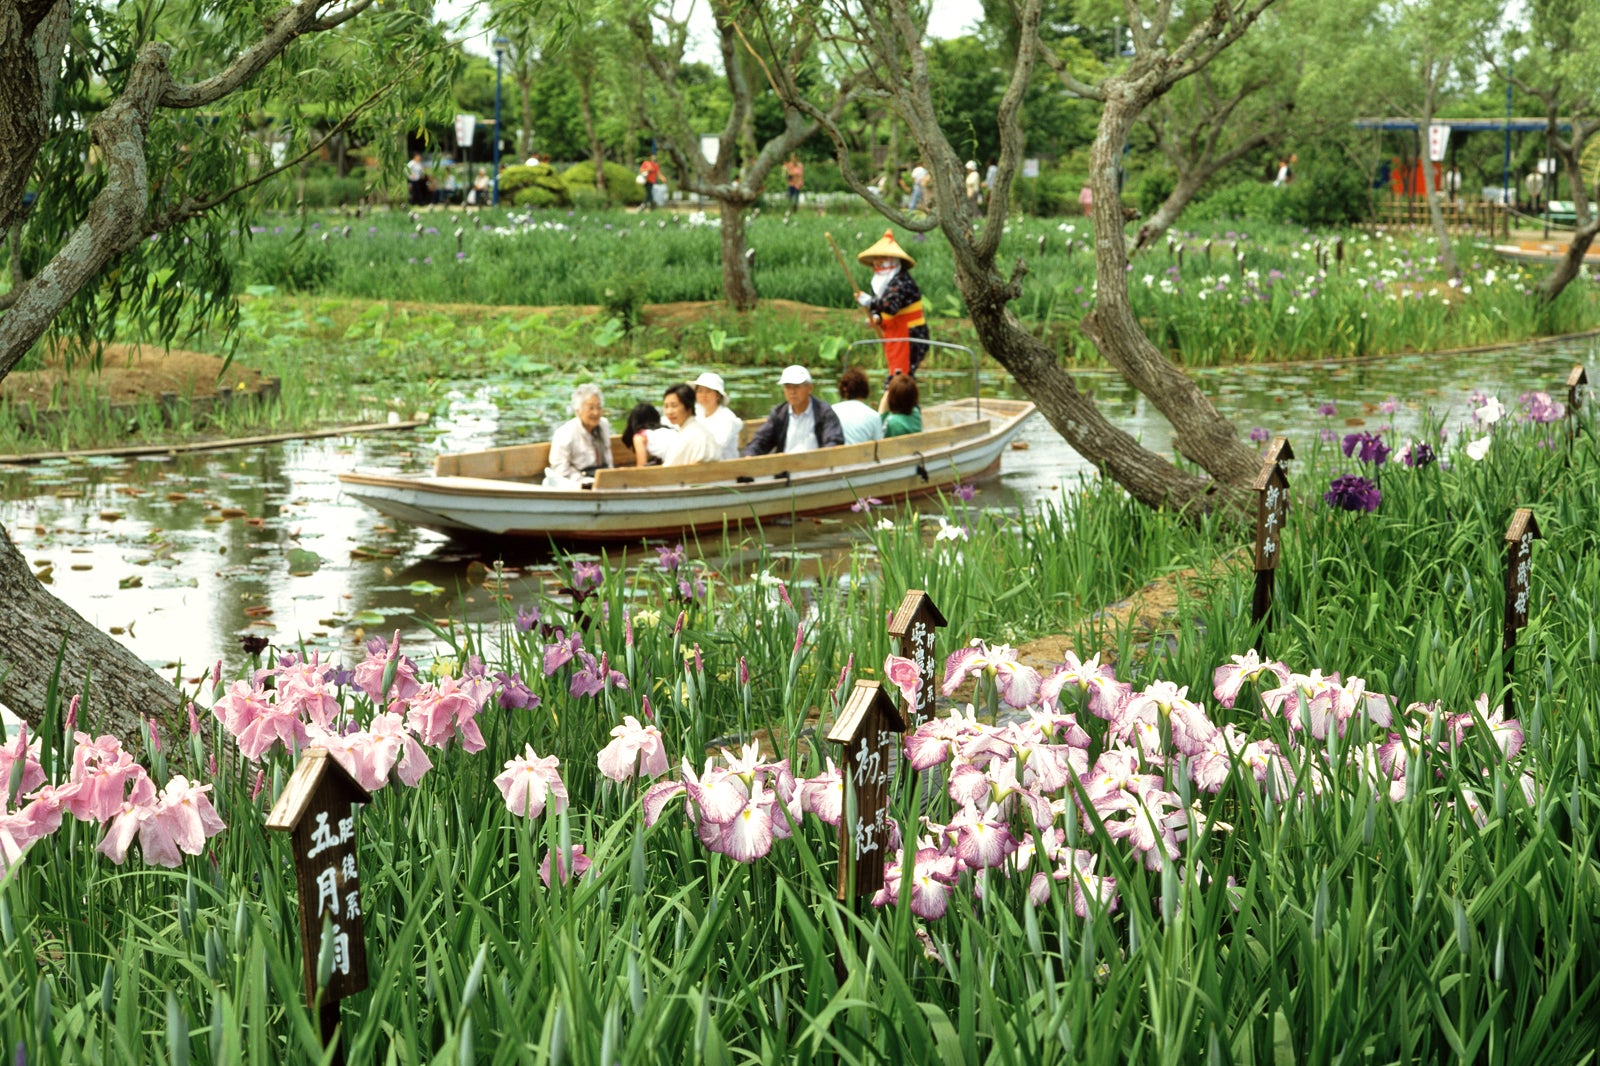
498,164,569,207
560,160,646,206
1191,179,1291,224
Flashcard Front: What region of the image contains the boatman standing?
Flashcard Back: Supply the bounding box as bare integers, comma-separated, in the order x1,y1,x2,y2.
855,229,929,378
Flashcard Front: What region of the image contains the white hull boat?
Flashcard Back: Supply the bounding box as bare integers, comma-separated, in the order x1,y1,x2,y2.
337,397,1036,543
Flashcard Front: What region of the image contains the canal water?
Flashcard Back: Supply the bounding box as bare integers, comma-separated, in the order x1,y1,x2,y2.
2,336,1595,736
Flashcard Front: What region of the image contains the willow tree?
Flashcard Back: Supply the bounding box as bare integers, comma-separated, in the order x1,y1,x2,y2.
1490,0,1600,302
626,0,852,310
764,0,1275,509
0,0,449,735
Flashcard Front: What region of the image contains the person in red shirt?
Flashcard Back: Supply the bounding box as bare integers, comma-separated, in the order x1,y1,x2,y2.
638,154,661,211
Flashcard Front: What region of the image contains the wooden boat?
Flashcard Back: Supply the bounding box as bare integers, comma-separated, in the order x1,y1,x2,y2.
337,397,1036,542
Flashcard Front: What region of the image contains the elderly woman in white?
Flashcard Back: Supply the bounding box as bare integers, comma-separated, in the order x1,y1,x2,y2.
544,383,613,488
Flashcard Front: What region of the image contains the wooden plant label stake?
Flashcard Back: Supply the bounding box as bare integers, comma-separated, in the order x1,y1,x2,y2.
266,749,372,1063
1502,508,1542,717
1567,365,1588,446
887,589,946,727
1251,437,1294,633
826,681,905,902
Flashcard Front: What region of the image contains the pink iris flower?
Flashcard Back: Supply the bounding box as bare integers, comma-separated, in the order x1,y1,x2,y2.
596,716,669,782
352,633,422,704
1040,650,1128,720
1,724,46,799
277,653,342,728
941,640,1043,709
798,759,843,826
64,733,145,823
947,803,1020,870
494,746,568,819
883,654,922,705
539,844,593,887
1211,651,1290,709
903,706,985,771
96,772,158,865
406,678,486,753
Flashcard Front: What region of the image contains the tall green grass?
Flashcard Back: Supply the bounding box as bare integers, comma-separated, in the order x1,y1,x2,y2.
2,405,1598,1063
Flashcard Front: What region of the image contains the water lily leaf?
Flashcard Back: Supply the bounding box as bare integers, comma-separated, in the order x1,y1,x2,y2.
287,548,323,576
351,609,387,626
405,580,445,596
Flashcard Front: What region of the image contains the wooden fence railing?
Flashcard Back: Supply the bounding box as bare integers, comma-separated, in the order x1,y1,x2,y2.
1363,198,1511,238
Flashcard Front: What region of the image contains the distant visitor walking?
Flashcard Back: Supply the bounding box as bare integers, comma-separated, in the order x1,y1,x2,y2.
638,154,660,210
785,155,804,210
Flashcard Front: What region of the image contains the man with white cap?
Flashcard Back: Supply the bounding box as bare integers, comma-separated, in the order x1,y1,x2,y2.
693,371,743,460
741,365,845,457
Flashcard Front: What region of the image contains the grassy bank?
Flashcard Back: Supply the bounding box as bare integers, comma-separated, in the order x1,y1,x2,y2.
3,381,1597,1062
238,208,1600,365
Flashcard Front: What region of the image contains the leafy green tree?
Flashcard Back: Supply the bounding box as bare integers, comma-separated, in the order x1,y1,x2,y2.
1490,0,1600,300
0,0,450,735
625,0,852,310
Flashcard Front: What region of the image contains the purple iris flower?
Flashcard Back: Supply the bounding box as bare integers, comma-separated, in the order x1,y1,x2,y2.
1341,431,1390,466
494,671,540,710
1316,402,1338,417
1324,475,1382,513
656,544,686,572
515,605,541,632
1248,427,1270,443
953,483,977,502
1402,442,1436,468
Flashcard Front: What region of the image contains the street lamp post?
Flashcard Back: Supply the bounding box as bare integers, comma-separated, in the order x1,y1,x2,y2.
493,36,509,207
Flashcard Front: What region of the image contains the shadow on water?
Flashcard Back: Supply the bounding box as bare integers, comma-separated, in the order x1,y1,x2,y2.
0,335,1595,711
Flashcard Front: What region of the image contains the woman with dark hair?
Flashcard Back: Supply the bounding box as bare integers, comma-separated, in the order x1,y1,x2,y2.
833,366,884,444
878,372,923,438
635,384,720,466
626,402,665,467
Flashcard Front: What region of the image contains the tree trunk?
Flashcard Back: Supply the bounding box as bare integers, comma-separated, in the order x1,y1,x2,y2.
516,73,534,160
1081,85,1260,487
1537,133,1598,303
576,72,606,193
1418,82,1458,278
0,524,183,742
1133,169,1208,253
718,198,758,310
960,274,1237,513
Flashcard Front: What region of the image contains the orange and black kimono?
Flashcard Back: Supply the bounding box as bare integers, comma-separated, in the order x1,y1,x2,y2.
867,270,929,377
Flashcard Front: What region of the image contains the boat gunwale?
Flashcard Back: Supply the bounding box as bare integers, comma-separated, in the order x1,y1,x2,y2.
338,399,1035,501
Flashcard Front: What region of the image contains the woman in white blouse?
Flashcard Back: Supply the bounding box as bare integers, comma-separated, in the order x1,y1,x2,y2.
634,384,719,466
693,371,743,460
543,384,612,488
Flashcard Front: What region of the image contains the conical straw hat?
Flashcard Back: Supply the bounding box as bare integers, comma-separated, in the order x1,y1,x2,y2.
856,229,915,267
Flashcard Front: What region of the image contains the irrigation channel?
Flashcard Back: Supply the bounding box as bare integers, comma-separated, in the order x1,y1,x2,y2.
2,335,1596,736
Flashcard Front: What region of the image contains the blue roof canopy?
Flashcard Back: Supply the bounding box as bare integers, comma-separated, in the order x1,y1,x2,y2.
1353,117,1571,132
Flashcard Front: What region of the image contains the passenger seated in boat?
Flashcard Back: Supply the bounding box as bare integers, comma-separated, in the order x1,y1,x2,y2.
544,383,613,488
879,372,923,437
832,366,885,445
660,383,720,466
693,372,742,460
741,364,846,457
625,402,669,466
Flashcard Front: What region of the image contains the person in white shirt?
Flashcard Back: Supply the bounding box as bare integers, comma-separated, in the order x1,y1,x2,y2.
544,384,613,488
831,366,884,445
660,384,719,466
693,371,743,460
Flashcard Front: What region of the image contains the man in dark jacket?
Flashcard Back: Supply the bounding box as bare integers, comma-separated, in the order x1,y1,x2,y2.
741,365,846,456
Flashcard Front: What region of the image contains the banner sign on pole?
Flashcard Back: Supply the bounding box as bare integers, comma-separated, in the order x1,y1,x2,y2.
1427,124,1450,163
454,114,476,149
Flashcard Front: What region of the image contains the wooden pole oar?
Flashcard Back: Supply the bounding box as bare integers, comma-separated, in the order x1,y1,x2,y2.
824,231,864,298
826,231,884,338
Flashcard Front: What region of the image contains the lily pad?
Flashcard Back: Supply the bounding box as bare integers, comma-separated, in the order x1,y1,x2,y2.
287,548,323,576
404,580,446,596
